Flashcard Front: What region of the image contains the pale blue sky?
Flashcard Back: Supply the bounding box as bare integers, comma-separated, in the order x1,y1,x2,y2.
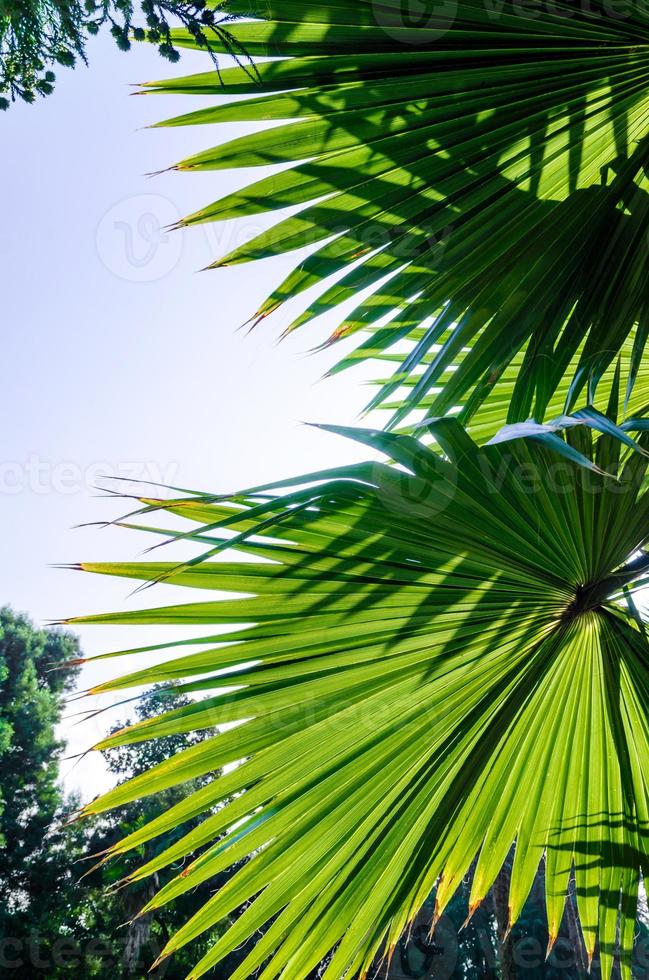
0,34,381,799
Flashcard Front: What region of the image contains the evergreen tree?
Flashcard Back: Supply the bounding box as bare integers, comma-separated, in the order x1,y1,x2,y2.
0,0,249,109
0,607,83,973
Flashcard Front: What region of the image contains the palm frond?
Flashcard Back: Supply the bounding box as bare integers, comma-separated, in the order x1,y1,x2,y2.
379,327,649,440
70,418,649,979
141,0,649,428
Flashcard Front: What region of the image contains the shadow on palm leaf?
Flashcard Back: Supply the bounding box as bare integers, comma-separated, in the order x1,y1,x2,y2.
140,2,649,429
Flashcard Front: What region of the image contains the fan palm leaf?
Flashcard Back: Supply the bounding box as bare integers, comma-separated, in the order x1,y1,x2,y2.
68,416,649,979
141,0,649,428
377,325,649,441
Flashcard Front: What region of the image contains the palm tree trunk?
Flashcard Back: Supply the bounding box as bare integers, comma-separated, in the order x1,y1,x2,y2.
121,872,159,973
492,865,517,980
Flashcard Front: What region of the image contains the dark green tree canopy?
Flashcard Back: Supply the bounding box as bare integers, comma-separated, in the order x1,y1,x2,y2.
0,608,80,939
0,634,246,979
78,687,249,978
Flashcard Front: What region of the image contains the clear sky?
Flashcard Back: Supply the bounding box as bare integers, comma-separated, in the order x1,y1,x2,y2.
0,34,382,801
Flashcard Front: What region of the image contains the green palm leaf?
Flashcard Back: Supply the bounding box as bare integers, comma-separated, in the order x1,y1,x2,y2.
69,418,649,979
376,325,649,440
141,0,649,427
